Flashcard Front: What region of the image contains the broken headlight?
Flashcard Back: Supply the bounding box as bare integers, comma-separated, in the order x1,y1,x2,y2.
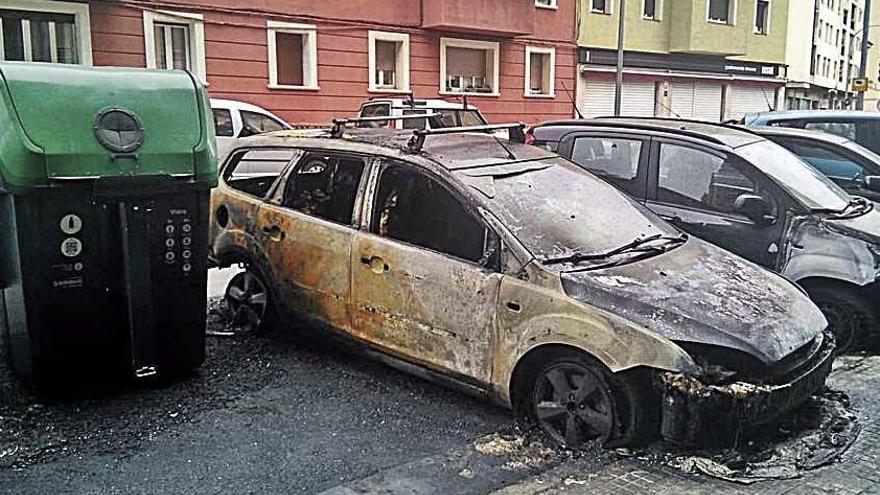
674,342,767,386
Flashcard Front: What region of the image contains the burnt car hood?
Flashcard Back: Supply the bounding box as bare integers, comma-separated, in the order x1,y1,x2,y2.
560,238,827,365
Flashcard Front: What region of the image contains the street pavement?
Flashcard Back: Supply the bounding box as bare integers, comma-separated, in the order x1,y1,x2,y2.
1,275,878,494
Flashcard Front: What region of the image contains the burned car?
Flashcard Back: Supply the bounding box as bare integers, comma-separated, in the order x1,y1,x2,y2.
209,121,832,447
532,118,880,351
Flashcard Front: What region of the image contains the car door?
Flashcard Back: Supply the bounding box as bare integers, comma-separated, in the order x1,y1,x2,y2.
645,140,787,268
557,132,650,199
254,150,370,330
349,160,502,383
768,136,880,202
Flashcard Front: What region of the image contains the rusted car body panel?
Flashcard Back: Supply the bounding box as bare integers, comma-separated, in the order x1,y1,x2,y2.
209,132,831,440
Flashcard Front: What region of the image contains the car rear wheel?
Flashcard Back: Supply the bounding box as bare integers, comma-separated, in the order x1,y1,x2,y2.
807,284,877,353
527,351,656,448
224,270,271,334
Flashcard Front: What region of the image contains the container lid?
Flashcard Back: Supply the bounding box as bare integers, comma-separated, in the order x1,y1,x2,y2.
0,62,216,190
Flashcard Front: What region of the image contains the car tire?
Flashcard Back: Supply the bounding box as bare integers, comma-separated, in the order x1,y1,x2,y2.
526,349,657,448
224,268,277,335
805,283,878,353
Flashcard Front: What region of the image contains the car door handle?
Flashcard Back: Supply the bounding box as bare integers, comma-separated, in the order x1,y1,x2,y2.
361,255,390,273
659,214,680,222
506,301,522,313
262,225,284,240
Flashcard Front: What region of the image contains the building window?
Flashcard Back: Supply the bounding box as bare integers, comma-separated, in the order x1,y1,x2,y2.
535,0,557,8
643,0,661,20
439,38,500,96
591,0,612,14
368,31,409,93
0,0,91,64
143,10,205,83
267,21,318,90
524,46,555,97
754,0,770,34
707,0,735,24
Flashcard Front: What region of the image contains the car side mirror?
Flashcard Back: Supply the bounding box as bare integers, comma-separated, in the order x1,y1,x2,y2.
864,176,880,192
734,194,774,224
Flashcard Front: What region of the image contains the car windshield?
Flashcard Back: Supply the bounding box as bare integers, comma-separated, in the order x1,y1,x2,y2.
843,139,880,165
464,157,679,265
737,140,851,212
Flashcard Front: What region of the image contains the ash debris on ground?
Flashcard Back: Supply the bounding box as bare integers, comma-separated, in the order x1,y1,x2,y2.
627,389,860,484
0,300,286,470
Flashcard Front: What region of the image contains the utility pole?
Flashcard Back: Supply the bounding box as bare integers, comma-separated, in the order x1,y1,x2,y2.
614,0,626,116
857,0,872,109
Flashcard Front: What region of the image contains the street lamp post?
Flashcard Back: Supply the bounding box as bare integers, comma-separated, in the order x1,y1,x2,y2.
613,0,626,116
857,0,873,109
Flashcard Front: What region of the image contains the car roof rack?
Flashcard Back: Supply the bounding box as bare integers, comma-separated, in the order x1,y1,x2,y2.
330,113,437,138
594,115,767,143
406,123,526,153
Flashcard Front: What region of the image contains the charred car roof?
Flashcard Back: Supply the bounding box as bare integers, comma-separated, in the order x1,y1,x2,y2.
236,128,553,171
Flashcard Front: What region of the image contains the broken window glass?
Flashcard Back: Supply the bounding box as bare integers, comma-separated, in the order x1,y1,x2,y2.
283,153,366,225
372,164,490,265
224,149,298,197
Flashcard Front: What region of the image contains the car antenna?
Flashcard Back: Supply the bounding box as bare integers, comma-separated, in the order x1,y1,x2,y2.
560,80,584,119
655,96,682,119
405,90,415,108
760,87,774,111
462,95,469,110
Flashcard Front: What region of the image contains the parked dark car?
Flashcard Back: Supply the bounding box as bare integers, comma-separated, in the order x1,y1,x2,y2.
532,118,880,351
747,126,880,202
741,110,880,155
210,123,832,447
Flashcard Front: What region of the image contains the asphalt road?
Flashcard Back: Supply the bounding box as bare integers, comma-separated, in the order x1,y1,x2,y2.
0,312,513,494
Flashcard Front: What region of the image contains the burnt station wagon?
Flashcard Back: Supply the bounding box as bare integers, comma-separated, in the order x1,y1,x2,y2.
209,121,832,447
532,118,880,351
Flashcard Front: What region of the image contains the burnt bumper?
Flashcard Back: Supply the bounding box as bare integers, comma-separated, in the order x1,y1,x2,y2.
658,335,835,445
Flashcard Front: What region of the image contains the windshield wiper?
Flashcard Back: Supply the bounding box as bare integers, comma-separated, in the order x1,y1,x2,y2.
828,197,874,219
540,233,687,266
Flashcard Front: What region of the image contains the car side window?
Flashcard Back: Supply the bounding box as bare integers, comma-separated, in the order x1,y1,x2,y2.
282,153,366,226
213,109,234,137
570,136,643,195
804,121,857,141
371,164,496,267
657,144,760,215
357,104,391,128
223,149,298,198
772,137,866,181
402,109,428,130
240,110,286,137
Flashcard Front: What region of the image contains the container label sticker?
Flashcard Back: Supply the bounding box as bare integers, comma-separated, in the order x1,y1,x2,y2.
61,238,83,258
60,214,83,235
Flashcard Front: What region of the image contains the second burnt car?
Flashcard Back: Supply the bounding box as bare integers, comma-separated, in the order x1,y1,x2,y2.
209,121,833,447
532,118,880,351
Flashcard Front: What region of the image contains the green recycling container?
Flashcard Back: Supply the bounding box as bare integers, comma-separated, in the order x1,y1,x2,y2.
0,62,217,391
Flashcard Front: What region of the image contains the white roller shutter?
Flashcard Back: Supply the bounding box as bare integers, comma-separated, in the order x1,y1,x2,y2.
620,80,656,117
671,82,722,122
671,82,696,119
578,76,615,117
577,75,656,117
729,85,775,120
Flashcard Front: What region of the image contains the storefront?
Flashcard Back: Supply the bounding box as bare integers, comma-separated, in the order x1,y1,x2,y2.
576,49,786,122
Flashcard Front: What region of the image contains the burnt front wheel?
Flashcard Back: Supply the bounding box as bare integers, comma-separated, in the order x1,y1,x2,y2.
531,360,615,446
807,285,877,353
224,270,271,334
527,351,655,448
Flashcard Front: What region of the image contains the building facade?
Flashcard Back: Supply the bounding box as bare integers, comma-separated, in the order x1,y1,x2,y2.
785,0,866,110
577,0,790,122
0,0,578,125
860,1,880,111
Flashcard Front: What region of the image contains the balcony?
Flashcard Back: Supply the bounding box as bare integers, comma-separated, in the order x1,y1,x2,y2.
421,0,535,37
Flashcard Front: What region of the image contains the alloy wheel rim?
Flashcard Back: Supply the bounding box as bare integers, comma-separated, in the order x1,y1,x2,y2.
224,271,269,332
532,363,614,447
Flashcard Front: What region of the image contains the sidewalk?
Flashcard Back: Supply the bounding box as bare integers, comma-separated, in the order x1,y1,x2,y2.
493,356,880,495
